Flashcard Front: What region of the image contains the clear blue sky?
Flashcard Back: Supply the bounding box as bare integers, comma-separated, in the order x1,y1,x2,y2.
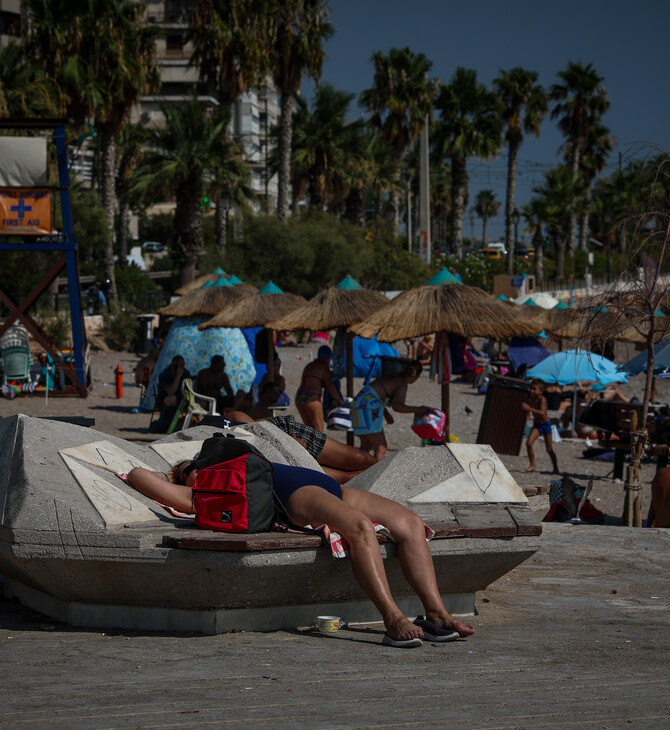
304,0,670,243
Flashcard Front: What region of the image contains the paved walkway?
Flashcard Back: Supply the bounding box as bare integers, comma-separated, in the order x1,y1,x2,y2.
1,523,669,728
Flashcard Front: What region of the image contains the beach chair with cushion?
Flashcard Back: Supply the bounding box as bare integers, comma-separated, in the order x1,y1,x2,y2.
1,345,32,385
167,378,220,433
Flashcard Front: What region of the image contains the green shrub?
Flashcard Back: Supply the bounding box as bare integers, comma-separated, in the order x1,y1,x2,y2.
37,311,72,349
100,304,139,351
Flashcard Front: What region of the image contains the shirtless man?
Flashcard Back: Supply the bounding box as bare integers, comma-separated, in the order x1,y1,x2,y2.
647,467,670,527
295,345,342,432
196,355,234,412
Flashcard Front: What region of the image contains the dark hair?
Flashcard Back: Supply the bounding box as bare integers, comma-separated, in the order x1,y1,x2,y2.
171,459,196,483
404,360,423,378
530,379,545,390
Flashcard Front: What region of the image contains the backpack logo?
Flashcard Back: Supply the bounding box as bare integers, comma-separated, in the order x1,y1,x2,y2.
220,511,233,524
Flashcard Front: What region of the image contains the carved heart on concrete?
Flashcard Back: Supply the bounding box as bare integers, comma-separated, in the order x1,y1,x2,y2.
468,458,496,494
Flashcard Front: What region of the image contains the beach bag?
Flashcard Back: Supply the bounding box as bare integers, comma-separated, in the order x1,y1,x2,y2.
192,433,280,533
411,409,447,441
327,397,353,431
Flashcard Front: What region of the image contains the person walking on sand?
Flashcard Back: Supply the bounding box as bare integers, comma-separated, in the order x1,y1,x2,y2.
522,380,559,474
295,345,342,432
351,361,431,461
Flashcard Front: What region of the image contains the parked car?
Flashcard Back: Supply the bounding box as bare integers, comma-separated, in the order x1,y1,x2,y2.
142,241,167,254
515,246,535,260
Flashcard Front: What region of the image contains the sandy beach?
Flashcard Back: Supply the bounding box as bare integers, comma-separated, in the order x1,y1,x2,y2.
0,338,663,523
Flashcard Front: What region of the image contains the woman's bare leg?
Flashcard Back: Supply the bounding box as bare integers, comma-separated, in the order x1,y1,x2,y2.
285,485,422,642
341,486,475,637
319,437,377,471
297,399,324,431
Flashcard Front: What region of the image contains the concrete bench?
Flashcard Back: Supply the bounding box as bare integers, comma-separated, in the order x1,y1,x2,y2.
0,415,542,635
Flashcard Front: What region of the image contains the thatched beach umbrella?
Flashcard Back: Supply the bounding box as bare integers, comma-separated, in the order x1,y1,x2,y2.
268,275,389,410
199,281,306,382
159,276,246,317
175,267,257,296
351,283,540,438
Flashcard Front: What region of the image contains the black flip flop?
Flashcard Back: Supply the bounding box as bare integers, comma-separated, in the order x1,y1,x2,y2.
413,615,459,642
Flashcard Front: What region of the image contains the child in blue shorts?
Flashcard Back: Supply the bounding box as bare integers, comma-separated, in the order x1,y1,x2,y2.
522,380,559,474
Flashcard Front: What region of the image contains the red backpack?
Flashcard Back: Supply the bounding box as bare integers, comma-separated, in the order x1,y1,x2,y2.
192,433,281,533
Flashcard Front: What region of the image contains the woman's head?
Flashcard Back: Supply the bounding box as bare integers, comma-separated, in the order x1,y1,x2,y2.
171,459,199,486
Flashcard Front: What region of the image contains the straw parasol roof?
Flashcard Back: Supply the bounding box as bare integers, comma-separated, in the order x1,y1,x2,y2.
268,277,388,332
351,284,540,341
175,267,258,296
159,276,246,317
198,280,306,330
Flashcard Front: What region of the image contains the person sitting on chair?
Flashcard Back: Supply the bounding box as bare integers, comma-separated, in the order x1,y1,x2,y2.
157,355,191,408
196,355,234,412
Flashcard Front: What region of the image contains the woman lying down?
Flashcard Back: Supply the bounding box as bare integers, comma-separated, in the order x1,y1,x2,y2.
126,457,475,649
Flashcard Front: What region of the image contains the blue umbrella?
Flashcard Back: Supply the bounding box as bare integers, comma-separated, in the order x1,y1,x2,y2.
526,349,627,386
527,349,628,433
508,336,550,371
619,338,670,376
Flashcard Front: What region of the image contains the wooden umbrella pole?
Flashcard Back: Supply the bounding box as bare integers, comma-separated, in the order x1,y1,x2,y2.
346,331,354,398
266,328,274,384
441,382,450,442
346,330,355,447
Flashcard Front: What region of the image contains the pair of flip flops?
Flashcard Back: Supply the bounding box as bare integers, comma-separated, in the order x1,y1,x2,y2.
382,616,460,648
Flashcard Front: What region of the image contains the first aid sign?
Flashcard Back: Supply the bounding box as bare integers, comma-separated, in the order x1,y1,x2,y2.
0,189,50,235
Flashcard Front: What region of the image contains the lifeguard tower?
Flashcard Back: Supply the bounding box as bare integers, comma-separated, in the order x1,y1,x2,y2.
0,119,88,395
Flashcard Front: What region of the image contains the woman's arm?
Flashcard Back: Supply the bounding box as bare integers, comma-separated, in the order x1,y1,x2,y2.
127,468,195,514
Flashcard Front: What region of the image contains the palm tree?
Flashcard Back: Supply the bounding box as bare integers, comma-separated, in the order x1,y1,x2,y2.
269,0,332,220
0,41,60,118
291,83,358,211
474,189,500,248
129,97,229,286
208,116,255,251
532,165,587,279
24,0,159,298
433,67,502,260
577,120,613,251
360,47,438,228
116,122,148,266
188,0,271,225
493,67,547,272
188,0,270,107
550,61,609,253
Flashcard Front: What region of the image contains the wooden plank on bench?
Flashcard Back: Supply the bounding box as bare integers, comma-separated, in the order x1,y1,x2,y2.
506,507,542,536
451,507,517,537
163,532,323,551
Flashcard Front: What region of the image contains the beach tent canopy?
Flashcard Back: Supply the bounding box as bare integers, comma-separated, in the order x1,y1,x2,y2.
138,315,256,411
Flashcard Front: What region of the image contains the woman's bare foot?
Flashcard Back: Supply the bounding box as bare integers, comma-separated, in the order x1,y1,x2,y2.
386,616,424,641
524,466,535,473
426,610,476,638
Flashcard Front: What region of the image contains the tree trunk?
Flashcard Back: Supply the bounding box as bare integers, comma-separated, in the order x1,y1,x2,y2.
99,125,118,300
345,187,365,228
215,198,227,252
481,217,488,249
505,138,519,275
579,183,593,253
277,92,293,220
117,199,129,266
390,187,400,230
533,226,544,283
567,147,580,254
449,159,467,260
555,232,566,279
173,181,203,288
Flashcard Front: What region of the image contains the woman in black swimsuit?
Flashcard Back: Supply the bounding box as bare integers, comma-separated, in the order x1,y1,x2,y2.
127,459,475,648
